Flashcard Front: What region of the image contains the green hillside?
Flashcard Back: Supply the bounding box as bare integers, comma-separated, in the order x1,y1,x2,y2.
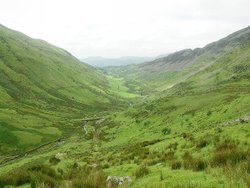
106,26,250,92
0,24,138,155
0,25,250,188
88,38,250,187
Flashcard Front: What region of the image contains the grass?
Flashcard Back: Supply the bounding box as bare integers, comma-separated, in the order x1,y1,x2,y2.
134,165,150,178
0,24,138,155
0,25,250,187
92,45,250,186
12,131,43,145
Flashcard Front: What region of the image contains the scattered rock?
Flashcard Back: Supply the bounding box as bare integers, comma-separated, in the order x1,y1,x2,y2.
89,163,98,168
55,152,66,160
96,118,105,125
223,115,250,126
106,176,132,186
155,162,162,166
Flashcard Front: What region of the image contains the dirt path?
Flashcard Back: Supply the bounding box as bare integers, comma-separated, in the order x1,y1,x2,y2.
84,119,105,169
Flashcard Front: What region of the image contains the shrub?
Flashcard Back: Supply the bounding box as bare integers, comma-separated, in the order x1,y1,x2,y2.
72,178,92,188
28,164,58,179
71,170,106,188
171,160,182,170
183,151,192,159
192,158,207,171
144,157,163,166
0,169,30,186
160,171,164,181
134,165,149,178
135,119,141,124
142,139,161,147
246,159,250,174
245,175,250,188
212,141,247,167
162,151,175,161
144,121,150,126
72,162,79,169
57,168,64,175
122,143,150,161
206,111,212,116
162,128,171,135
102,163,110,169
166,142,178,150
182,152,207,171
31,172,59,188
0,164,61,187
196,139,208,148
182,133,194,141
49,156,61,165
213,149,247,166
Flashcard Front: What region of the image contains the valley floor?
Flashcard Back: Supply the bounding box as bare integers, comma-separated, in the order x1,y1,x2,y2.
1,74,250,188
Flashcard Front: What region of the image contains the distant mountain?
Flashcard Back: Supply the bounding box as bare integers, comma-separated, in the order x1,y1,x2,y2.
106,26,250,90
82,56,156,67
141,26,250,73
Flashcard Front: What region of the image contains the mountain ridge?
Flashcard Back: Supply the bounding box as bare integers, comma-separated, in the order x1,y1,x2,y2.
142,25,250,72
105,25,250,91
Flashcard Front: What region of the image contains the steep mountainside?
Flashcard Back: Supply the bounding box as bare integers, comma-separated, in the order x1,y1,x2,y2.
106,26,250,91
0,24,114,108
0,24,137,154
91,28,250,187
143,26,250,71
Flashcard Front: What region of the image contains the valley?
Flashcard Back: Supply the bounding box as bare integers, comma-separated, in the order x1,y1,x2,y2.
0,24,250,188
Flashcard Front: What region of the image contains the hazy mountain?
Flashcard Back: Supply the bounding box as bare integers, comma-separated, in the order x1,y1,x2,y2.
141,26,250,72
106,26,250,90
82,56,156,67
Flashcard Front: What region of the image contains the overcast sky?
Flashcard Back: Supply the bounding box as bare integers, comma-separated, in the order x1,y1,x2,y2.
0,0,250,58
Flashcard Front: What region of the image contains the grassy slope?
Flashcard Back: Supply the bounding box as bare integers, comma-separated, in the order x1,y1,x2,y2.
0,26,250,187
0,24,139,155
95,42,250,187
106,26,250,93
2,44,249,187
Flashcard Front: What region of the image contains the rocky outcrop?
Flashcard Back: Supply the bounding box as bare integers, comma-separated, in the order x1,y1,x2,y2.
106,176,132,187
